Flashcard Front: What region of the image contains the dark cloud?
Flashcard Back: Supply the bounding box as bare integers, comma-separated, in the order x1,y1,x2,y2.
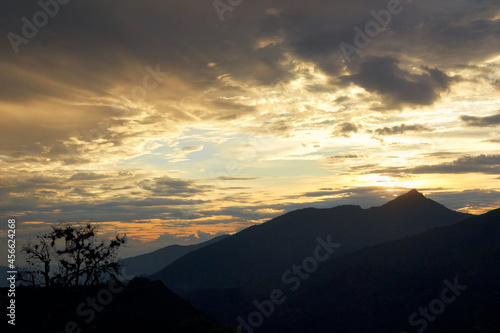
214,177,262,181
369,155,500,176
389,0,500,65
292,27,352,76
2,0,500,263
137,176,205,197
324,154,361,163
290,186,416,208
426,189,500,212
429,19,500,49
151,230,228,246
374,124,432,135
0,0,498,162
337,122,359,136
460,112,500,127
69,172,110,181
341,57,454,107
209,100,257,121
412,154,500,175
300,191,339,198
1,0,499,101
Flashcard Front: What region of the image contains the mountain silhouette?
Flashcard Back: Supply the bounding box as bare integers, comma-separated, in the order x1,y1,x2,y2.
150,190,470,295
2,278,236,332
119,234,229,277
241,207,500,332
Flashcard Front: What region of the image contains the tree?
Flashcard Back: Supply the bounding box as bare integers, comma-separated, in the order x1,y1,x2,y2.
20,223,126,288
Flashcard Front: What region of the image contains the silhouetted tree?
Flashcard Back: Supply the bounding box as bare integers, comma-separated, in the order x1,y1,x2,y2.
20,223,126,287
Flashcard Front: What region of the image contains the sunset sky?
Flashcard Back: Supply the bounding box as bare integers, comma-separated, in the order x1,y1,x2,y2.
1,0,500,262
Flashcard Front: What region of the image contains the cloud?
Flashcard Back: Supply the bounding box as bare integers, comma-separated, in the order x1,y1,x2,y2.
374,124,432,135
352,153,500,177
137,176,206,197
2,0,500,264
460,112,500,127
69,172,110,181
426,189,500,212
337,122,359,136
324,154,362,164
290,186,416,208
152,230,228,246
428,19,500,51
341,57,454,107
369,155,500,176
167,146,204,162
0,0,498,168
411,154,500,175
214,177,263,181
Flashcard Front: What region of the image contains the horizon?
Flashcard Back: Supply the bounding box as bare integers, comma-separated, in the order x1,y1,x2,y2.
1,188,498,266
1,0,500,265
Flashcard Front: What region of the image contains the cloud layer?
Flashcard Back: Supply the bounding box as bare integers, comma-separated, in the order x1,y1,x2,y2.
1,0,500,262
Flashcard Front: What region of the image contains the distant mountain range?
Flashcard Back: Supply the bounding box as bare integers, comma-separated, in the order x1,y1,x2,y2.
150,190,470,294
119,234,229,277
0,234,229,287
223,206,500,333
5,189,498,332
146,189,500,332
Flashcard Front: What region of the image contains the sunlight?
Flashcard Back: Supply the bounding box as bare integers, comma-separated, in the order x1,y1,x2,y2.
362,175,421,189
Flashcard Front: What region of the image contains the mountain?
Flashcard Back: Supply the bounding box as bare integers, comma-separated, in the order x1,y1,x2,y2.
0,278,236,333
243,207,500,333
150,190,470,295
119,234,229,277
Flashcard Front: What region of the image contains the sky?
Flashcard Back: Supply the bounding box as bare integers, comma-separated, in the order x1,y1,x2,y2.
1,0,500,263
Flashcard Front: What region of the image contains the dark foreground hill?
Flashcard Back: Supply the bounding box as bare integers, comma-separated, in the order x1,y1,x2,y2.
192,208,500,333
0,278,236,333
119,234,229,277
151,190,470,294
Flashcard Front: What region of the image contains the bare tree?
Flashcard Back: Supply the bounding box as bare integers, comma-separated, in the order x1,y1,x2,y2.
20,223,126,288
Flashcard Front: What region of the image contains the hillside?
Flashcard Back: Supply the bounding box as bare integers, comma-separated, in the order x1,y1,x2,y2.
0,278,236,333
119,234,229,276
150,190,470,294
189,208,500,332
258,207,500,332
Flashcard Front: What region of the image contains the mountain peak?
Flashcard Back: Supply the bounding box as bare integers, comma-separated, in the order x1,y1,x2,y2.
405,189,424,198
383,189,428,208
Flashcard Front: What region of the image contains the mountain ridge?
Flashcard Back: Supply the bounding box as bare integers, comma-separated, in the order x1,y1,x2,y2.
256,207,500,332
150,189,471,294
183,208,500,332
119,234,229,277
